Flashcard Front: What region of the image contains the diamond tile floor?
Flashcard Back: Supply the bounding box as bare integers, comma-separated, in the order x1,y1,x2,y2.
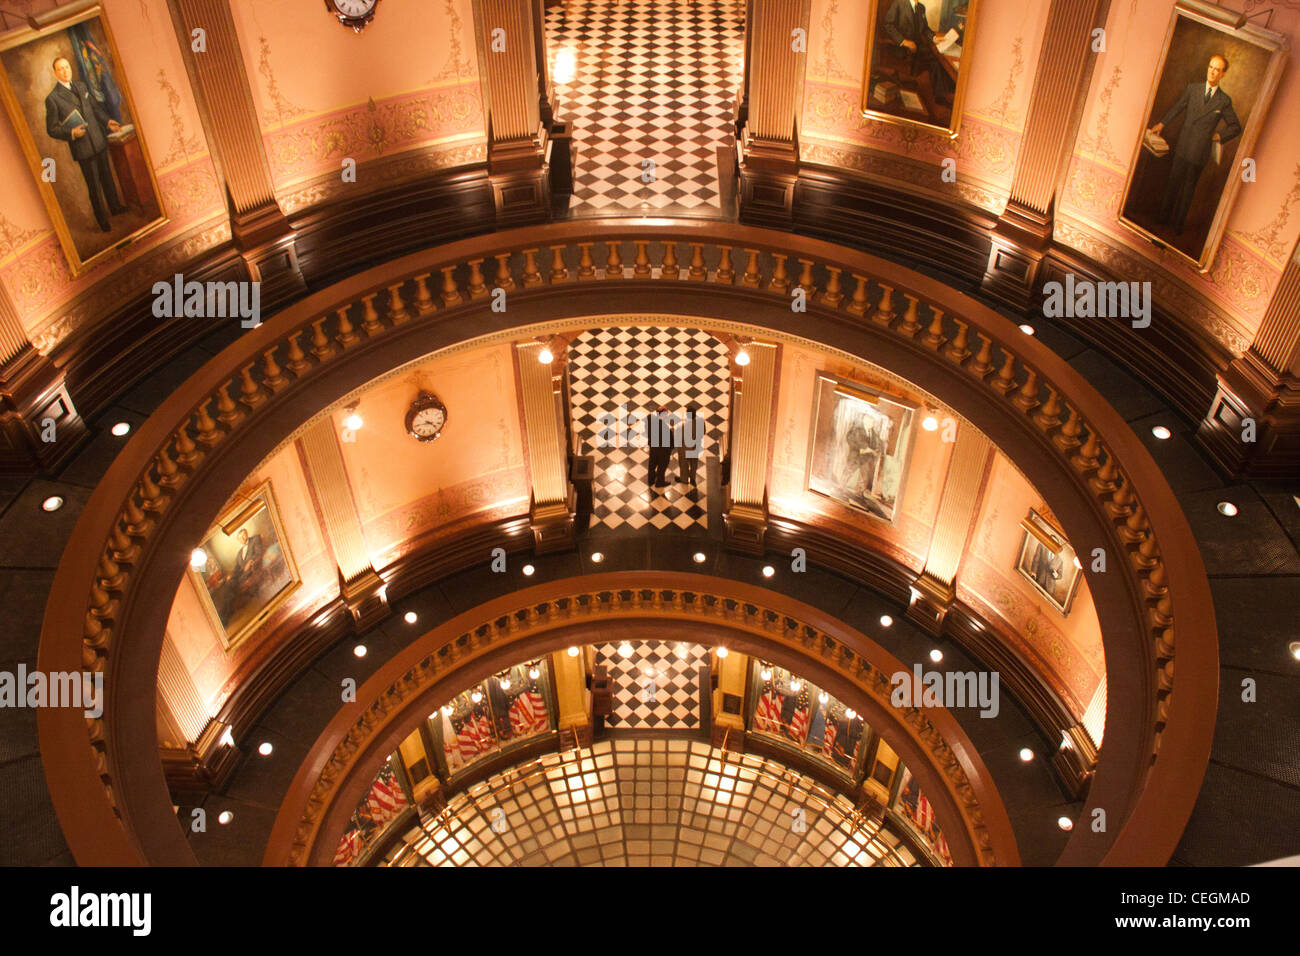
595,640,709,729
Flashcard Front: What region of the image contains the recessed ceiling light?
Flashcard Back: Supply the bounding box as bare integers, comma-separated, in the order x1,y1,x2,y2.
190,548,207,570
258,741,274,757
404,611,418,624
343,412,363,432
929,649,943,663
618,641,634,657
1019,747,1034,762
1019,324,1035,335
1072,555,1082,570
590,551,604,563
921,416,939,432
110,422,131,437
693,552,706,564
218,811,234,825
1057,816,1074,831
1151,425,1171,440
353,643,367,658
567,645,580,657
1289,641,1300,661
41,496,64,512
522,564,535,576
1217,501,1238,517
735,350,750,366
762,565,775,577
716,646,729,658
880,615,893,627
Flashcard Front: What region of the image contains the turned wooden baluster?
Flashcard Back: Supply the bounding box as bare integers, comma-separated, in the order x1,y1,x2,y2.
897,294,921,336
819,266,844,307
577,243,597,280
550,245,570,282
310,318,335,361
633,240,651,277
921,307,946,350
494,253,516,291
262,347,289,391
174,420,200,467
522,249,543,286
846,275,870,316
688,244,707,280
413,273,436,312
715,245,735,284
741,249,762,286
604,241,624,278
155,443,181,489
285,330,312,375
943,319,970,363
1089,449,1120,495
239,362,266,408
123,492,150,535
660,241,680,279
1072,427,1102,472
768,253,790,293
335,306,360,349
871,284,896,326
109,520,139,563
440,266,463,305
795,259,816,298
968,333,994,377
138,468,165,513
1122,502,1151,545
387,282,412,324
1013,368,1041,412
1052,406,1083,452
214,381,242,427
1107,477,1135,520
193,399,221,447
97,551,125,592
360,293,384,335
1032,386,1063,430
466,259,489,298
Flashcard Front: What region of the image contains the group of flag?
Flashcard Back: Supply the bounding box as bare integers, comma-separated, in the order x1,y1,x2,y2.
753,682,839,758
332,762,411,866
444,684,551,770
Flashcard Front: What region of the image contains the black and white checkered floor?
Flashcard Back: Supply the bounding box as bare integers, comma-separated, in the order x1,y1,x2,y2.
595,640,710,729
569,326,730,534
545,0,745,213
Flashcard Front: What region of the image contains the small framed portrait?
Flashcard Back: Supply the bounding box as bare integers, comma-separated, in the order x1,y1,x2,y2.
188,481,301,651
1015,508,1080,616
0,4,167,275
1118,2,1287,271
807,374,917,523
859,0,979,137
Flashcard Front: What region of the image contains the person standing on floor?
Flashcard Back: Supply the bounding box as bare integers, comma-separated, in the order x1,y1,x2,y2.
646,404,673,489
676,403,700,489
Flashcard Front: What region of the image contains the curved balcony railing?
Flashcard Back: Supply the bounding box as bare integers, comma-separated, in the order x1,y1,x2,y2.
38,219,1217,866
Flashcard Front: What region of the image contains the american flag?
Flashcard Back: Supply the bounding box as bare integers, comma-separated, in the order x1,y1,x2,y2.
365,763,408,825
822,715,838,757
754,690,783,733
788,690,810,744
935,830,952,865
914,792,935,834
508,689,548,736
333,826,363,866
456,711,494,761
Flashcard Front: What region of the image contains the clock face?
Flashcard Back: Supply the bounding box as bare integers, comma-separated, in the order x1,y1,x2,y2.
334,0,376,16
411,406,446,439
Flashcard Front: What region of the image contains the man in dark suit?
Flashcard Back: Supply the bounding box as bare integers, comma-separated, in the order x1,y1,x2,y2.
645,405,674,489
882,0,956,102
232,528,265,602
1149,54,1242,234
44,55,127,233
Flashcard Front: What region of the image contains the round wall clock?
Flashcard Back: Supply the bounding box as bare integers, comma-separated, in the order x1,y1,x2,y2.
325,0,380,33
405,391,448,442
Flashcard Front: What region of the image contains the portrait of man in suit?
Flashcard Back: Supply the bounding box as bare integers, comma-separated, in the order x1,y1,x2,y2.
1147,55,1242,235
882,0,956,102
44,54,127,233
862,0,974,135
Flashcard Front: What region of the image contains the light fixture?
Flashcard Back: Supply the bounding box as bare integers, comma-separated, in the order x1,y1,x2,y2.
522,563,535,576
441,704,453,716
818,690,829,704
470,689,483,704
618,641,634,657
1217,501,1238,517
880,615,893,627
528,664,541,680
1289,641,1300,661
693,552,706,564
921,415,939,432
789,679,802,693
111,422,131,437
1019,324,1035,336
343,411,364,432
221,727,234,747
1151,425,1172,440
353,643,367,658
929,649,943,663
553,47,577,84
1019,747,1034,762
760,666,772,682
41,495,64,512
190,548,208,570
735,349,750,366
590,551,604,563
1057,816,1074,831
499,676,512,691
1072,555,1082,570
716,646,729,659
538,347,554,364
845,708,857,720
404,611,418,624
762,565,775,578
567,645,580,657
218,811,234,825
258,741,274,757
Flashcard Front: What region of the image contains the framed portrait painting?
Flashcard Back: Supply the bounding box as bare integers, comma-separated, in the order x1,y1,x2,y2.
188,481,300,651
0,4,167,276
1118,3,1286,271
807,375,916,523
1015,508,1080,616
859,0,979,137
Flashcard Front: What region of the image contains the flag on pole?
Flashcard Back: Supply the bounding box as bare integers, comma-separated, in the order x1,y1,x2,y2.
788,689,811,744
754,689,783,732
508,689,548,735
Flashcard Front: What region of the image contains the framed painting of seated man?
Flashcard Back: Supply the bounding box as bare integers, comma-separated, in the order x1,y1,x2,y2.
860,0,979,136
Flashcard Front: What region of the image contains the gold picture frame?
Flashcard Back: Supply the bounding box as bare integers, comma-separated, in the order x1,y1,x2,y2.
188,480,301,652
1015,508,1080,616
1117,2,1287,272
0,3,169,276
859,0,980,138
